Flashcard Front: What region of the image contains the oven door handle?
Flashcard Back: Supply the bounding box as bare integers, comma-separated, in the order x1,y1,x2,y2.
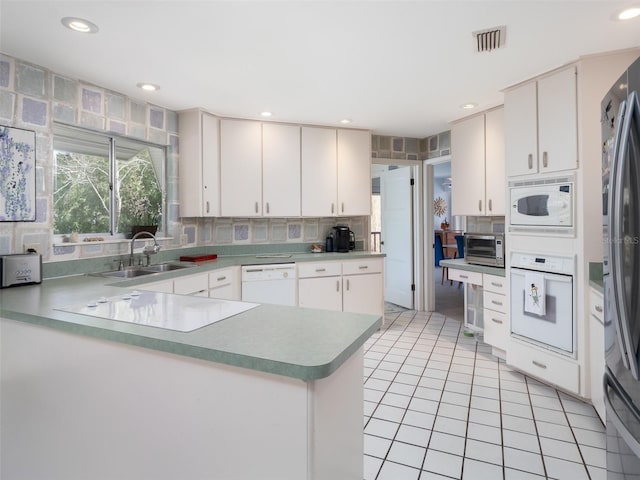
604,369,640,458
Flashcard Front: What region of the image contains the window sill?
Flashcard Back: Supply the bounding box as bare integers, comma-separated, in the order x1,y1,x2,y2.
52,236,174,248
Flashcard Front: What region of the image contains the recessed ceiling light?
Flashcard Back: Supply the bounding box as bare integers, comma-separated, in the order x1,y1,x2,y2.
461,103,477,110
61,17,99,34
340,118,352,124
617,6,640,20
261,111,273,117
137,83,160,92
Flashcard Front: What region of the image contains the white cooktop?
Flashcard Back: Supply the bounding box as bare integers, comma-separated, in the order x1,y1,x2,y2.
56,291,259,332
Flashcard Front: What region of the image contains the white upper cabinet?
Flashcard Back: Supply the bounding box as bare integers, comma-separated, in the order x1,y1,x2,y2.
505,66,577,177
337,129,371,216
262,123,301,217
451,106,505,216
220,119,263,217
485,107,506,215
178,110,220,217
301,126,337,217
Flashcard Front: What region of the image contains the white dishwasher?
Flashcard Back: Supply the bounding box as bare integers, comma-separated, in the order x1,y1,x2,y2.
241,263,297,306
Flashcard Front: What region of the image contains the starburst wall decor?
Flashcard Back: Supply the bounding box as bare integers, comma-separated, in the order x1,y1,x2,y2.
433,196,447,217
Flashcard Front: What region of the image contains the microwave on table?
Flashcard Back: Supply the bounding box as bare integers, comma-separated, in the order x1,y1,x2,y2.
464,233,505,268
509,175,574,233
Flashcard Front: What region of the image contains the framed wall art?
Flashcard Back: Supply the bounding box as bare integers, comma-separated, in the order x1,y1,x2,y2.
0,125,36,222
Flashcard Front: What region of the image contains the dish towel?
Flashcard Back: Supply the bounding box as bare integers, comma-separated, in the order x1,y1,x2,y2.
524,272,546,316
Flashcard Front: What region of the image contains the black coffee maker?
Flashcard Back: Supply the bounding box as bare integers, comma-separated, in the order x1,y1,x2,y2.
331,225,354,252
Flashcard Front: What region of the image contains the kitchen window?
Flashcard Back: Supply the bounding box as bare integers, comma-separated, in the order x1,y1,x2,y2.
53,124,166,238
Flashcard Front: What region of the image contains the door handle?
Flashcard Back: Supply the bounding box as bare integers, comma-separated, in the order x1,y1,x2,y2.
331,203,335,214
478,200,482,212
341,202,345,213
206,201,210,214
266,202,270,214
528,153,533,169
595,305,603,313
491,318,503,324
491,282,502,288
491,300,503,306
315,268,326,273
460,274,469,279
532,360,547,369
217,276,227,281
336,280,340,292
255,201,259,213
542,151,548,168
488,199,492,212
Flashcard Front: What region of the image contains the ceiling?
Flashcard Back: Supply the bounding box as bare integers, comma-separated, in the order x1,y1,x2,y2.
1,1,639,138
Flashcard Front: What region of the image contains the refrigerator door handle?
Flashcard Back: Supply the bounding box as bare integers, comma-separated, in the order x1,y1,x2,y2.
611,96,640,378
604,369,640,458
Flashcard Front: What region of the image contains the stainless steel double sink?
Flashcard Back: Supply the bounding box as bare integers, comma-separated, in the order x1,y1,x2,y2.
97,262,194,279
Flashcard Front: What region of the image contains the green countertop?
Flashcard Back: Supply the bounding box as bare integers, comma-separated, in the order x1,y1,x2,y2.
0,253,384,381
439,258,506,277
589,262,604,293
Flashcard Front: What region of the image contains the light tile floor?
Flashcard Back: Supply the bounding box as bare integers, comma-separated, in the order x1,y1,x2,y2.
362,306,606,480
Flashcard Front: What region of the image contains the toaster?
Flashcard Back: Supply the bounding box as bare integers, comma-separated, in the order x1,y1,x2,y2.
0,253,42,288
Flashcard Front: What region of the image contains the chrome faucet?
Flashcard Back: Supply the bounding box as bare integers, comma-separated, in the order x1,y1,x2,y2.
130,231,161,267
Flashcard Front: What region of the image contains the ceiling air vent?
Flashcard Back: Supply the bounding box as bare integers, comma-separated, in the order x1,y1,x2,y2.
473,25,506,53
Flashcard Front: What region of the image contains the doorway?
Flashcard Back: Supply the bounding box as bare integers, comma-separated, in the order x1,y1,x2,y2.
424,156,464,318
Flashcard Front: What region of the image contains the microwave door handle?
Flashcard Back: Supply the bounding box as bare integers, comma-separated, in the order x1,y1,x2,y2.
604,369,640,458
612,94,639,379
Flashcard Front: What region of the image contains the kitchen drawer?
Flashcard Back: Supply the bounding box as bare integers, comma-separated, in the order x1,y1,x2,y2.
590,289,604,322
483,273,507,295
297,261,342,278
484,291,507,314
342,258,383,276
174,272,209,295
508,340,579,394
448,268,482,285
483,309,509,351
209,267,236,288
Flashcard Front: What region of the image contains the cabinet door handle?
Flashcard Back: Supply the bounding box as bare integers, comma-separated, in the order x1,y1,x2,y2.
532,360,547,369
478,200,482,212
491,318,503,324
595,305,603,313
336,280,340,292
542,151,548,168
488,199,492,212
491,282,502,288
331,203,335,214
528,153,533,169
216,276,227,281
315,268,326,272
341,202,345,213
491,300,503,306
460,274,469,279
359,265,369,270
255,201,259,213
206,201,210,214
266,202,270,214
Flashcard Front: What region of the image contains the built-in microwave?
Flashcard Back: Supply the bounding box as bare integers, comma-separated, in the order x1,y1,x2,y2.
509,175,574,233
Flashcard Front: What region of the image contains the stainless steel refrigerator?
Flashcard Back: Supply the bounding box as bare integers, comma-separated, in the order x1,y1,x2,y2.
602,56,640,478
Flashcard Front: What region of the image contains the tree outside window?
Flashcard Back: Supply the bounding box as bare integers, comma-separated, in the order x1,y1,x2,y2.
53,124,165,237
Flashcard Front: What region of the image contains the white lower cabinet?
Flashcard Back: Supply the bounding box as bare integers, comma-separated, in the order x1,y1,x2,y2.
342,259,384,316
298,258,383,316
482,273,509,353
507,339,580,394
589,287,605,421
208,266,241,300
138,279,174,293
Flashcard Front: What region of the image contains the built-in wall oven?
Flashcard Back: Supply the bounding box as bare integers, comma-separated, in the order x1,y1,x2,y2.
510,252,575,355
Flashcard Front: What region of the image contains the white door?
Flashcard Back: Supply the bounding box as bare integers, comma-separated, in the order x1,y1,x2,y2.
381,166,413,309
